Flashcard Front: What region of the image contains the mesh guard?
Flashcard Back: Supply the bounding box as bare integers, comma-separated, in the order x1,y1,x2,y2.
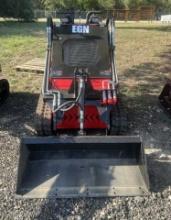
63,39,100,67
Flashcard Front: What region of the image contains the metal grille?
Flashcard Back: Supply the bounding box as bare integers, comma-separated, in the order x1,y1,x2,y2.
63,39,100,67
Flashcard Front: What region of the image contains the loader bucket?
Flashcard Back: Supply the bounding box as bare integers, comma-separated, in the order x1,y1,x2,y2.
159,81,171,115
16,136,149,198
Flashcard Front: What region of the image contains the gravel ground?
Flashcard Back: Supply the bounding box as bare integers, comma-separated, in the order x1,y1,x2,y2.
0,90,171,220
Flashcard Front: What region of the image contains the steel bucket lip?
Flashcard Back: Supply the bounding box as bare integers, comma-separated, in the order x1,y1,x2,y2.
20,135,142,145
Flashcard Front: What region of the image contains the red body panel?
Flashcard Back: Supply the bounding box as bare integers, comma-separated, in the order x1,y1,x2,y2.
50,78,111,91
90,78,111,90
50,78,73,90
56,105,107,129
50,78,112,130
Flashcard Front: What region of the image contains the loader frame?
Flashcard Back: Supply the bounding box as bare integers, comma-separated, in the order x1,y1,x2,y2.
43,11,118,98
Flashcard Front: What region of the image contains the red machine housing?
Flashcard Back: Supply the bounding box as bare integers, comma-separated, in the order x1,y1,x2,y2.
50,77,115,130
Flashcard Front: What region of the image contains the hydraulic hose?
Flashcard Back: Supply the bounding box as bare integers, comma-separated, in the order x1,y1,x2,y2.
52,82,83,113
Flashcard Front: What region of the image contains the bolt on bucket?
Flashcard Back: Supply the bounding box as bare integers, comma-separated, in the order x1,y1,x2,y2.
16,136,149,198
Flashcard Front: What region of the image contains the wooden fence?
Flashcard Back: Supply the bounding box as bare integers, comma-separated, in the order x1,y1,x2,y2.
34,8,155,21
113,8,155,21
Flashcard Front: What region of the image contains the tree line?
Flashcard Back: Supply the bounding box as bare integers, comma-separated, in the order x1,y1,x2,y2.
0,0,171,21
42,0,171,11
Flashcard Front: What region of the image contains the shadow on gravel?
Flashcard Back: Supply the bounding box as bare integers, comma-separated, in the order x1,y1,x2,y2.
0,92,39,137
148,154,171,193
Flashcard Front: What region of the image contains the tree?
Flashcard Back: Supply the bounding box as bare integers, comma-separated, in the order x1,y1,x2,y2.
127,0,143,9
43,0,114,10
0,0,171,19
40,0,171,10
33,0,45,9
97,0,114,9
15,0,34,21
43,0,81,10
0,0,34,21
114,0,128,9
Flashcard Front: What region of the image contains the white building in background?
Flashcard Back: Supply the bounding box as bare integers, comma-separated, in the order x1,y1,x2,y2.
161,15,171,23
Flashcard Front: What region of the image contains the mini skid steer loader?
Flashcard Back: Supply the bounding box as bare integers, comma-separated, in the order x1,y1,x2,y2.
17,11,149,198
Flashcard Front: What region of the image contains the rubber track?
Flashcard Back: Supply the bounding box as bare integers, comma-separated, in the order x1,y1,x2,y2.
35,94,53,136
110,104,128,135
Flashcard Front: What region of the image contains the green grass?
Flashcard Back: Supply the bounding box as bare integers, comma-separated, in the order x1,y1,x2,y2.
116,22,171,101
0,21,46,93
0,20,171,98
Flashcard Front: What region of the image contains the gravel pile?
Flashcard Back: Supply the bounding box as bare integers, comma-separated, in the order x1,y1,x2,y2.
0,93,171,220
